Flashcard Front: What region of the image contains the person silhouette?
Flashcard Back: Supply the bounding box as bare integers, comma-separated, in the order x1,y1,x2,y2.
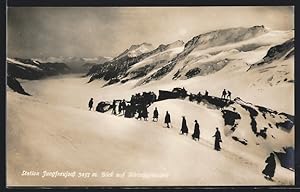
112,100,117,115
121,99,126,114
142,105,148,121
192,120,200,141
164,111,171,128
221,89,227,99
262,153,276,180
153,107,159,122
205,90,208,97
180,116,189,135
227,90,232,100
88,98,93,111
213,127,222,151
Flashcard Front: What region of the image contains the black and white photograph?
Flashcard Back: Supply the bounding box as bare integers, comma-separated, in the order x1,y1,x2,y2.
6,6,295,186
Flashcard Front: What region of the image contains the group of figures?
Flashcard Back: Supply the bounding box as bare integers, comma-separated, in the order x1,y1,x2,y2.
221,89,232,100
165,113,222,151
88,88,277,180
89,91,157,118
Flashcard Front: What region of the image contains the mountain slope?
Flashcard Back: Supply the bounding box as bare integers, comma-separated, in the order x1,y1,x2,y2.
7,57,71,80
87,40,184,83
86,26,293,88
248,38,294,70
7,90,294,186
7,57,72,95
114,42,155,60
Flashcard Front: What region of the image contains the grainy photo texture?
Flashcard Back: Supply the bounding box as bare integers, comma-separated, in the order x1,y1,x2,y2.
6,6,294,186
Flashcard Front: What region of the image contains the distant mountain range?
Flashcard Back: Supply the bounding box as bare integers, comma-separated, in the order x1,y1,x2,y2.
86,25,294,88
6,56,112,94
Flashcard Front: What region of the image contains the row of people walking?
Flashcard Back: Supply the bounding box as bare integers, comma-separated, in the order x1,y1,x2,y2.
88,97,276,180
163,110,222,151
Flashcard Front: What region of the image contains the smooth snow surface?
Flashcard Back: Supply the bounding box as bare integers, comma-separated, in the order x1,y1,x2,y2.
7,73,294,186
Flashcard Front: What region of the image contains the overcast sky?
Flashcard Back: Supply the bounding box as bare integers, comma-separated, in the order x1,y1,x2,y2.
7,6,294,58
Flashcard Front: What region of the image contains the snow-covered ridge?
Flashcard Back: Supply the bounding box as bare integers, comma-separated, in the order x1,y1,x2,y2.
248,38,294,70
7,58,42,70
87,40,185,83
7,57,71,95
7,57,71,79
114,42,155,60
139,27,293,85
87,25,294,87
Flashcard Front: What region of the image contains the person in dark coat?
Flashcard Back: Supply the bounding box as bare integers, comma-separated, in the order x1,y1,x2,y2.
112,100,117,115
88,98,93,111
192,120,200,141
213,127,222,151
164,111,171,128
262,153,276,180
180,116,188,135
153,107,159,122
137,107,142,120
142,105,148,121
221,89,227,99
121,99,127,114
227,90,232,100
204,90,208,97
118,102,122,114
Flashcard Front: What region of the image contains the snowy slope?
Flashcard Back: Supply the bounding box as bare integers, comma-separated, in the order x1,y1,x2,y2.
7,89,294,186
121,41,184,82
113,42,155,60
141,28,293,84
86,40,184,84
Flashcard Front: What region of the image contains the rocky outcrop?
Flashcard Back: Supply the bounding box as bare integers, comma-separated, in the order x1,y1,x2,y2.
87,41,184,83
7,75,30,96
7,58,71,80
248,38,294,70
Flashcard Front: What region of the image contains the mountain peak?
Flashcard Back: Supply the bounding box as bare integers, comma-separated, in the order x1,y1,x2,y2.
114,42,155,60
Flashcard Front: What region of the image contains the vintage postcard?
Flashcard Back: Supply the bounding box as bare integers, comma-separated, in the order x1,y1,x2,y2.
6,6,294,186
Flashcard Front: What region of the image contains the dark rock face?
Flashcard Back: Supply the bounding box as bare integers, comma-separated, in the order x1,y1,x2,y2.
7,58,71,96
7,75,30,96
87,42,183,84
275,147,294,169
185,68,201,79
7,58,71,80
222,110,241,126
248,38,294,70
276,120,294,131
7,62,45,80
240,104,259,134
